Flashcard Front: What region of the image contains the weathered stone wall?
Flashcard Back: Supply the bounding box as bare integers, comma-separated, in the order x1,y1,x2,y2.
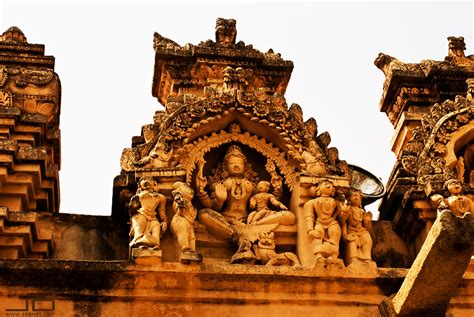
0,259,472,317
38,213,129,261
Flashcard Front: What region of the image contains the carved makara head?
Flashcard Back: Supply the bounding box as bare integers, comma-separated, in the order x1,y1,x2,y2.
374,53,396,75
448,36,466,57
215,18,237,48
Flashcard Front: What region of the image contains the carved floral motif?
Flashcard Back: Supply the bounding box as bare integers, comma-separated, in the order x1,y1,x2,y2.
0,66,55,88
401,79,474,193
118,17,363,267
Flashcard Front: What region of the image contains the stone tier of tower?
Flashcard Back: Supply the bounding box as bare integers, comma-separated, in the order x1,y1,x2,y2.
375,36,474,254
0,27,59,259
0,27,61,213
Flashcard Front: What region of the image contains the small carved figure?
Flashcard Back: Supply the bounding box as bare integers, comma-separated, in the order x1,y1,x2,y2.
327,147,351,177
215,18,237,48
447,36,466,58
170,182,203,264
339,190,375,266
153,32,181,50
302,140,329,175
129,177,168,249
303,179,343,262
254,232,300,266
0,90,12,107
247,181,290,225
431,179,473,217
135,140,174,169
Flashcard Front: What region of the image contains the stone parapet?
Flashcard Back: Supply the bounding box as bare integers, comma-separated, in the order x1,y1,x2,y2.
0,259,472,316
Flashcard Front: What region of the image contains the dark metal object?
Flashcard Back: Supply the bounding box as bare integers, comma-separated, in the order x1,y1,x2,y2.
349,164,385,206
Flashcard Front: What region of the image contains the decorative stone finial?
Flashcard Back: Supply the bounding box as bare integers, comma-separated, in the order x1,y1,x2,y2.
215,18,237,48
447,36,465,58
1,26,27,43
374,53,397,75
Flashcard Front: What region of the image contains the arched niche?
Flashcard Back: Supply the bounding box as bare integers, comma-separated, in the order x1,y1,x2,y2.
191,142,292,206
180,122,298,191
443,122,474,185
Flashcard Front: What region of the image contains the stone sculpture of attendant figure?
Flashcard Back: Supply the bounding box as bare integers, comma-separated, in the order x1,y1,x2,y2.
431,179,473,217
129,177,168,250
171,182,203,264
339,190,375,267
303,179,343,264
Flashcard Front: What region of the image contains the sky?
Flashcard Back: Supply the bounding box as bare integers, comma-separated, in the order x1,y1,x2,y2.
1,1,473,216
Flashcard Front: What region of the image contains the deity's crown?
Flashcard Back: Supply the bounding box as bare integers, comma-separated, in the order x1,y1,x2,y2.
224,145,246,162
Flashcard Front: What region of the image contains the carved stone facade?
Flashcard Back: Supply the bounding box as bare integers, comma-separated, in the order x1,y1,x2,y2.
0,21,472,317
112,18,385,269
0,27,58,259
0,27,60,213
376,37,474,258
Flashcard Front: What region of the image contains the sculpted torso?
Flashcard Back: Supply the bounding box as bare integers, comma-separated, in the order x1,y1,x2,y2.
347,206,365,232
138,192,163,216
313,196,338,224
221,177,254,221
253,192,274,210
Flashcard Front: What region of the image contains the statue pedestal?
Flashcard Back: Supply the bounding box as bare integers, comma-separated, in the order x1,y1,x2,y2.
131,247,162,265
313,257,345,271
180,250,203,264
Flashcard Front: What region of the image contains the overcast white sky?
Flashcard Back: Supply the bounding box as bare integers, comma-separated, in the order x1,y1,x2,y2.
1,1,473,216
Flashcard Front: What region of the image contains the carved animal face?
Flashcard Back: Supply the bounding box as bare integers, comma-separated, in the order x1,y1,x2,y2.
258,232,275,246
215,18,237,48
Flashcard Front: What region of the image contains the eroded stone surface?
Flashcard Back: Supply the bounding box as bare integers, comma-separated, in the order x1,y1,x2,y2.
388,211,474,316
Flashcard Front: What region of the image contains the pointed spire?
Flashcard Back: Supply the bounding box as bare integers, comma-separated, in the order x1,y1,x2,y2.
1,26,27,44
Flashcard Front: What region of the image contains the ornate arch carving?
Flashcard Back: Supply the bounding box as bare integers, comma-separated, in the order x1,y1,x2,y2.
180,124,298,190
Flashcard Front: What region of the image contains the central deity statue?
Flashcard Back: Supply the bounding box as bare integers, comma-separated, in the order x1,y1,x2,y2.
195,145,295,263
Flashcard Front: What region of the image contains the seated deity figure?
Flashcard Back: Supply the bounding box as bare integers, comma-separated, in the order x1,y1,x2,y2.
129,176,168,249
303,179,343,262
195,145,295,263
339,190,374,266
431,178,473,217
170,182,203,264
301,140,329,175
247,181,291,225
